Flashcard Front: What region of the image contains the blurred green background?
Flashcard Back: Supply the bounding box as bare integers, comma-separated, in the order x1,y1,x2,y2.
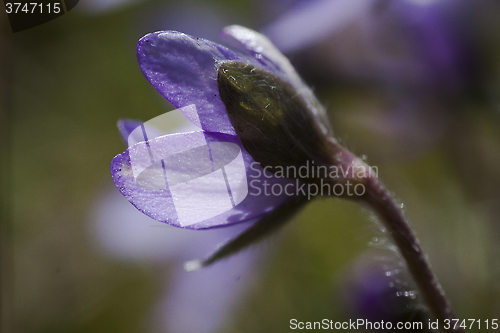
1,0,500,332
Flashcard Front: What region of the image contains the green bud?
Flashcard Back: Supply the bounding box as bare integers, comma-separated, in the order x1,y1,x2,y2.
217,61,334,183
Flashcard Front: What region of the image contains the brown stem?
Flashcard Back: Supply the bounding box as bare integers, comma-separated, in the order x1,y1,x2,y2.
361,175,463,332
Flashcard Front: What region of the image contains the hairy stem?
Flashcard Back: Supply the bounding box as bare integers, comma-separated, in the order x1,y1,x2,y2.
328,143,461,331
361,175,463,332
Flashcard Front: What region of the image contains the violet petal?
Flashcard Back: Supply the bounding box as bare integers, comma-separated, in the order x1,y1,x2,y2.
137,31,252,135
111,131,298,229
117,108,203,147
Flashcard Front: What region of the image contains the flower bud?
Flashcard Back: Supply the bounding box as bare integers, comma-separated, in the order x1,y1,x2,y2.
218,61,335,184
218,61,371,191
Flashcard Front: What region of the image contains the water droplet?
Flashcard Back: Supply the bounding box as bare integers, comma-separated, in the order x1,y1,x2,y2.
368,237,384,246
385,269,399,277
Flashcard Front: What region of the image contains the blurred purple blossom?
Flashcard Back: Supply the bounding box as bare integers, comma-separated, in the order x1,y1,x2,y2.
91,187,262,333
263,0,480,159
341,252,427,329
264,0,474,96
78,0,148,15
263,0,372,54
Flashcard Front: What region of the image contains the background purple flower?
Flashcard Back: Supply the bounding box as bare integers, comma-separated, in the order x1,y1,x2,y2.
92,187,262,333
262,0,483,160
78,0,148,14
263,0,474,94
340,252,429,329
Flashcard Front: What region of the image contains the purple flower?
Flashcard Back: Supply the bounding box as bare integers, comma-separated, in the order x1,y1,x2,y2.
341,252,427,326
110,25,336,265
